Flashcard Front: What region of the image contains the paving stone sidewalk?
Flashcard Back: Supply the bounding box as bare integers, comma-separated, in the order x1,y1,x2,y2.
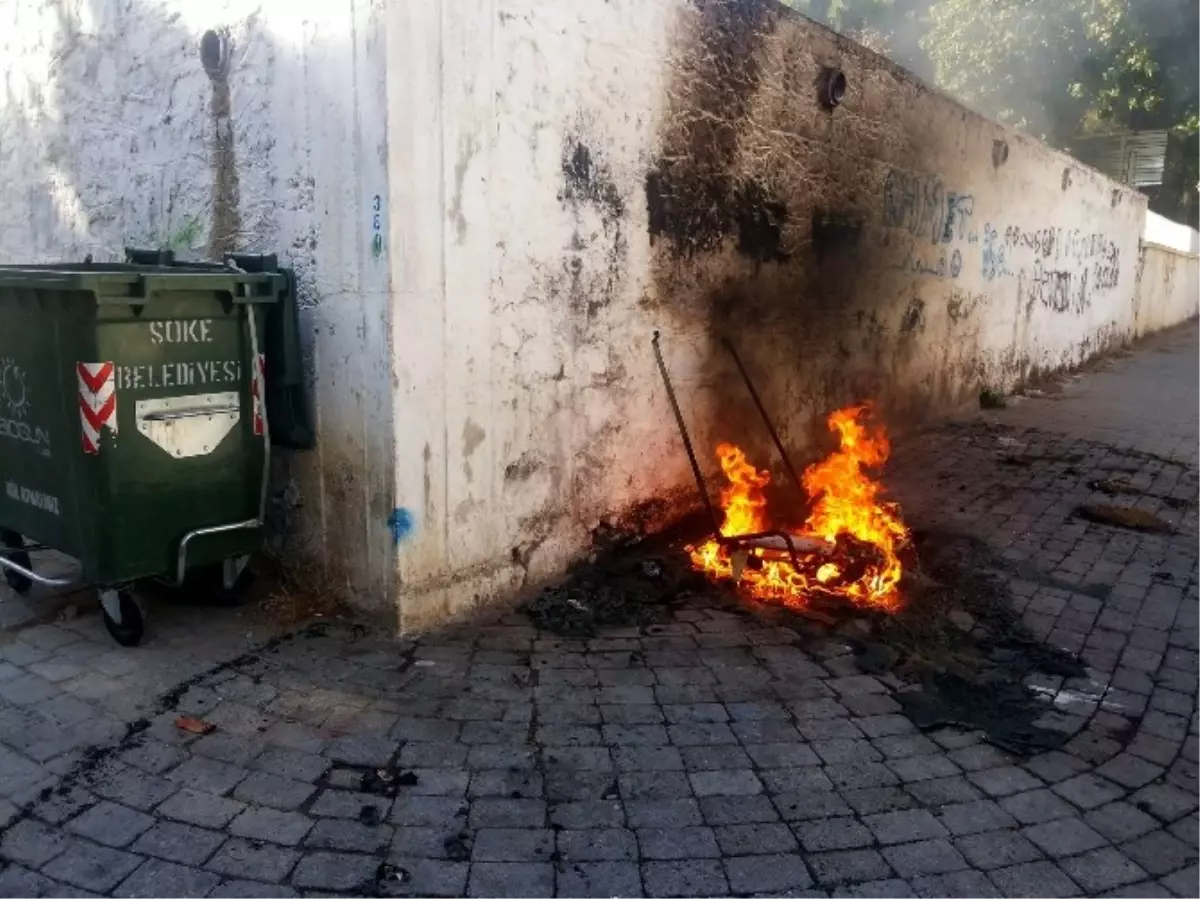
0,324,1196,898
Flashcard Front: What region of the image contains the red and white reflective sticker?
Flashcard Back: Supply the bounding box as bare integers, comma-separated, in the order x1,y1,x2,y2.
77,361,117,454
251,354,265,436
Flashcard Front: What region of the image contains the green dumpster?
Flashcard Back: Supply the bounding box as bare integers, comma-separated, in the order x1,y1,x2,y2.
0,259,297,645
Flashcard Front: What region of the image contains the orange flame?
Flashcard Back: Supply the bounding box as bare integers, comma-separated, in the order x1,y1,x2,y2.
688,404,908,611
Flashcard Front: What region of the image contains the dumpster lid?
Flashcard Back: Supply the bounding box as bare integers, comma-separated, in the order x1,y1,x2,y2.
0,265,284,304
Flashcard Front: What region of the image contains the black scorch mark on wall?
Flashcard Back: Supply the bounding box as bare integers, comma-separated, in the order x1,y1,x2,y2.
645,166,790,263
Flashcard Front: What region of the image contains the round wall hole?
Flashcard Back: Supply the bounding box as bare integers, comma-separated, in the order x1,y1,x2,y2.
818,67,847,110
200,30,230,80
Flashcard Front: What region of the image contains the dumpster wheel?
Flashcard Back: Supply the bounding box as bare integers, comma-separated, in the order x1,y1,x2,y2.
1,530,32,595
99,589,146,647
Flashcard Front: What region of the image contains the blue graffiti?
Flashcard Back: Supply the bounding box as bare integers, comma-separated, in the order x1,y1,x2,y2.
981,223,1010,281
387,508,415,544
883,168,975,246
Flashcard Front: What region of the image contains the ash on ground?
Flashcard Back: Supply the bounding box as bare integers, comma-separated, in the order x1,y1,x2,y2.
525,520,1086,755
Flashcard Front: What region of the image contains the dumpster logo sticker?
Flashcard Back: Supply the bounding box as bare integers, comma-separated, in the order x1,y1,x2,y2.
0,358,29,420
77,362,118,454
0,358,50,457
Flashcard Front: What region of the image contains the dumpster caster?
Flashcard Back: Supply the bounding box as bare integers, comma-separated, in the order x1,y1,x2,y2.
100,589,146,647
0,530,32,595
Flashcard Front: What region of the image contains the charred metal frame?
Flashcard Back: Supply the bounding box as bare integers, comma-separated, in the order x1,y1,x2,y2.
651,330,815,573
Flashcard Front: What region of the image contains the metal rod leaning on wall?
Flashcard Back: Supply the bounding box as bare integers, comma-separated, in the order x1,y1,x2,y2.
721,336,806,499
651,331,723,536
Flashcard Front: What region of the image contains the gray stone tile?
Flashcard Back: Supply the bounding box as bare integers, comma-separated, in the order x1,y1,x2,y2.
699,794,779,825
841,788,915,816
831,876,916,896
131,822,224,866
469,797,546,828
1086,802,1163,843
89,763,178,812
290,851,380,892
967,766,1044,797
760,765,835,795
64,801,154,844
619,771,692,800
0,865,56,898
937,799,1018,836
228,807,312,846
557,828,638,861
612,745,683,772
747,742,822,768
795,817,874,852
688,769,762,797
1022,818,1108,857
808,849,893,887
164,757,248,796
309,788,392,820
249,748,329,783
471,828,555,862
1,817,72,868
550,800,625,829
1159,865,1200,897
725,854,813,893
469,768,544,799
113,858,220,898
905,775,983,805
390,795,467,827
679,744,752,771
556,861,643,898
881,839,968,878
987,861,1082,896
642,859,728,897
716,821,798,855
1000,788,1078,824
467,861,554,898
774,791,854,821
955,830,1045,870
210,878,298,892
624,799,701,829
1060,847,1148,893
382,858,469,898
637,826,719,859
1122,831,1198,876
43,840,143,893
204,838,298,883
1130,782,1200,822
911,869,1000,898
1054,773,1127,810
304,818,392,852
863,809,947,845
231,771,317,811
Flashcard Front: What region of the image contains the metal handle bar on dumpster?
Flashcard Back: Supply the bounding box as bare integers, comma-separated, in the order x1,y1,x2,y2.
0,551,74,588
170,296,270,587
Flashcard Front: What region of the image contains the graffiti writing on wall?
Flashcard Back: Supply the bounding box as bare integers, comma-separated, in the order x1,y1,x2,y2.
371,195,384,259
883,169,975,246
881,166,1123,314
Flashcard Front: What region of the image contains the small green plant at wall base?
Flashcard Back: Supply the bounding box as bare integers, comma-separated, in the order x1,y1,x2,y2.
165,216,203,252
979,387,1007,409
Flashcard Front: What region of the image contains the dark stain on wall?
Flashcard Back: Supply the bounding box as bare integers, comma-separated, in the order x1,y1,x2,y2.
559,136,628,320
561,141,625,221
644,169,789,263
644,0,784,265
811,210,864,263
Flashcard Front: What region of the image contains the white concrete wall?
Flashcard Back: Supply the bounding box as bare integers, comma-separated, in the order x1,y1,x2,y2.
1144,210,1200,255
386,0,1152,629
1134,246,1200,338
0,0,394,607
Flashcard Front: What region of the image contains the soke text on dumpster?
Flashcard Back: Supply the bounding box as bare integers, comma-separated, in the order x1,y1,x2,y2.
117,318,245,391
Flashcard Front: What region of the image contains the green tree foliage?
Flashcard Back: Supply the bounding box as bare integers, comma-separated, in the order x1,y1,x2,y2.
921,0,1197,143
787,0,1196,138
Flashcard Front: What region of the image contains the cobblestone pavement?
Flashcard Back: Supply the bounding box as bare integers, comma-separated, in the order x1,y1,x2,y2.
0,324,1196,898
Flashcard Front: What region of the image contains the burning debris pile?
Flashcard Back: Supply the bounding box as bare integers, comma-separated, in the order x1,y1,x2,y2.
526,335,1093,755
689,405,909,614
